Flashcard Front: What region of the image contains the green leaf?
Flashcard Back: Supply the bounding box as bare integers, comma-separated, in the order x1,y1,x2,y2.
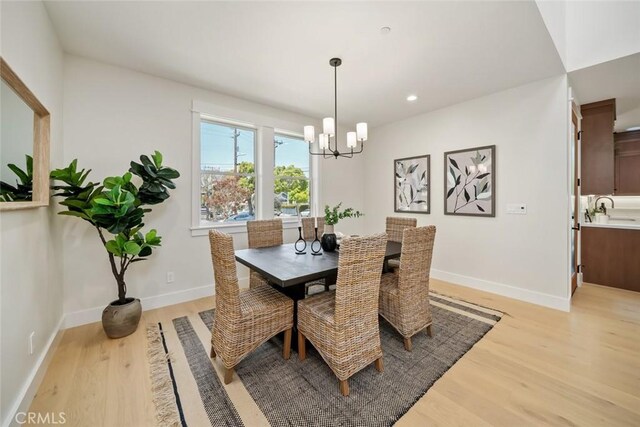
464,188,470,202
151,151,163,168
138,246,152,257
477,205,485,212
476,172,490,180
58,210,90,220
449,157,459,170
105,240,122,256
93,197,113,206
123,241,142,256
7,164,29,184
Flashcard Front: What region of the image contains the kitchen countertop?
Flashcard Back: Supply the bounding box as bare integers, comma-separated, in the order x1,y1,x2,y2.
582,222,640,230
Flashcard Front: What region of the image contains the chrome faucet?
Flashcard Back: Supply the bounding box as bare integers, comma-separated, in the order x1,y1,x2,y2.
594,196,615,214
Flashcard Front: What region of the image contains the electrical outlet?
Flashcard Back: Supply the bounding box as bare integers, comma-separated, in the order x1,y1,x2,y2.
29,331,35,355
167,272,175,284
506,203,527,214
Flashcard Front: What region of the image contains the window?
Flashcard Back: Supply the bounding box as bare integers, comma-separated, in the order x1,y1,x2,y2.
274,133,311,218
200,120,256,225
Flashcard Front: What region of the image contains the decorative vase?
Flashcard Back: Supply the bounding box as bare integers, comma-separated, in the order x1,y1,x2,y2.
102,297,142,339
321,224,338,252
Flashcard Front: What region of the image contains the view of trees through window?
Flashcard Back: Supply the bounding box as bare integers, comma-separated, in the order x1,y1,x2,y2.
200,121,256,224
199,122,311,225
274,134,310,217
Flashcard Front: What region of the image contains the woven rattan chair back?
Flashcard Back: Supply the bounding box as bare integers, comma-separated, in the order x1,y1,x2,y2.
302,217,325,240
247,218,283,248
208,230,241,317
334,233,388,329
386,217,417,243
397,226,436,290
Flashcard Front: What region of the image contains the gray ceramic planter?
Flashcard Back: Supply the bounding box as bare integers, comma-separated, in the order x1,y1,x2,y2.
102,297,142,338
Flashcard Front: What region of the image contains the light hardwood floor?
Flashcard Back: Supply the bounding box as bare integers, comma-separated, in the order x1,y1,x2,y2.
30,280,640,426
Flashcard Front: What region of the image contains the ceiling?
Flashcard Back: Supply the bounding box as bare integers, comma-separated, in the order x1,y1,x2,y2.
569,53,640,132
44,1,564,128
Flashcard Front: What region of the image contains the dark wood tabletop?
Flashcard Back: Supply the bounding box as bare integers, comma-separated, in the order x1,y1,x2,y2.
235,241,402,288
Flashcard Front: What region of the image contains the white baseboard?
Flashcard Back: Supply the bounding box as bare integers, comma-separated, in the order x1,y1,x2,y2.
64,284,210,328
2,316,65,427
431,269,571,312
63,276,251,329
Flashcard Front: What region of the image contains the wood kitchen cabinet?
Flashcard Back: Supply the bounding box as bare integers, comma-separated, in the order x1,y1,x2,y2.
580,99,616,195
582,226,640,292
614,130,640,195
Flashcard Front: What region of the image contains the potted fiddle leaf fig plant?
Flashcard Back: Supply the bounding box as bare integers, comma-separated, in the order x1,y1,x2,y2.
50,151,179,338
322,202,364,252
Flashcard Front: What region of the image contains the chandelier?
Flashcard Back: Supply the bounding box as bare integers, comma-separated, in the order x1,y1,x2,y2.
304,58,368,158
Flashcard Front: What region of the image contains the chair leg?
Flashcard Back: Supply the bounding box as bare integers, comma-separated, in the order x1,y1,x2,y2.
339,379,350,396
298,330,306,361
374,357,384,372
426,324,433,337
223,367,234,385
283,328,292,360
403,337,412,351
210,346,216,358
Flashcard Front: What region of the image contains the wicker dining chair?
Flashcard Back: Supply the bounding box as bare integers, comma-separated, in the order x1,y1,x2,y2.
302,217,329,295
297,233,388,396
208,230,294,384
385,216,417,271
379,225,436,351
246,218,283,288
302,216,325,240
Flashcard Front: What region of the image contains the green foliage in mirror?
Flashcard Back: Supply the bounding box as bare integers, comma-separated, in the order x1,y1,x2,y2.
0,155,33,202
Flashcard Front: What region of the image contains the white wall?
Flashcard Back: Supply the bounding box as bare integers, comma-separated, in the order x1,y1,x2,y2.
363,75,571,310
537,0,640,72
0,1,65,425
61,55,365,324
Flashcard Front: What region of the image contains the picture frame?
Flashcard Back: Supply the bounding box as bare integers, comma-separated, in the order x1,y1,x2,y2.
394,154,430,214
444,145,495,217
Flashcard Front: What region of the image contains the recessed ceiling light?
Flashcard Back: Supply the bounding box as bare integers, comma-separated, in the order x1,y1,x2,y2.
380,26,391,35
406,94,418,102
626,126,640,131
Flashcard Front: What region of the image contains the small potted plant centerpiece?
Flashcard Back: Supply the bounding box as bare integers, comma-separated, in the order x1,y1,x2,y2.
322,202,364,252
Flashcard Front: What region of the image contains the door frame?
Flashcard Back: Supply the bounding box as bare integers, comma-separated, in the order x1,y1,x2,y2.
570,91,583,296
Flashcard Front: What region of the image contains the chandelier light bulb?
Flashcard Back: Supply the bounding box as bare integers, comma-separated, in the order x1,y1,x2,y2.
347,132,357,148
356,123,368,141
323,117,335,136
304,125,315,143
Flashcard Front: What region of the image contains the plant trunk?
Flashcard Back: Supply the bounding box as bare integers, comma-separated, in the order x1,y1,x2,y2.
97,227,127,303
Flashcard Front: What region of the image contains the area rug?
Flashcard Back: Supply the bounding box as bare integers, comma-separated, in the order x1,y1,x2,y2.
146,292,502,427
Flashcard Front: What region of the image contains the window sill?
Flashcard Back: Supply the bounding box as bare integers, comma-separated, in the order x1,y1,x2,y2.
191,219,301,237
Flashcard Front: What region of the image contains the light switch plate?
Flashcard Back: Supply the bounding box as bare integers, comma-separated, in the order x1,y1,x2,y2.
507,203,527,214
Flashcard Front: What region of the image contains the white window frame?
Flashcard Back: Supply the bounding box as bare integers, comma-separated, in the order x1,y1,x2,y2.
199,118,258,230
191,100,321,236
273,129,314,226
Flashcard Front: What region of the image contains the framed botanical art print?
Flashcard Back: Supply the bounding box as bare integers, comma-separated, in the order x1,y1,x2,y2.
394,155,430,214
444,145,495,217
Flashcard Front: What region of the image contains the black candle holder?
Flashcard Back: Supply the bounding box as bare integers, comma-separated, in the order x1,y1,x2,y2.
311,226,323,256
294,226,307,255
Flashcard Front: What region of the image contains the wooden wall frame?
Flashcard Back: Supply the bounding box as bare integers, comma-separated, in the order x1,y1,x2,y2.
1,57,50,210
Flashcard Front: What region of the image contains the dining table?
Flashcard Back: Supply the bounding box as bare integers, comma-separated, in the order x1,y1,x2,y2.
235,240,402,349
